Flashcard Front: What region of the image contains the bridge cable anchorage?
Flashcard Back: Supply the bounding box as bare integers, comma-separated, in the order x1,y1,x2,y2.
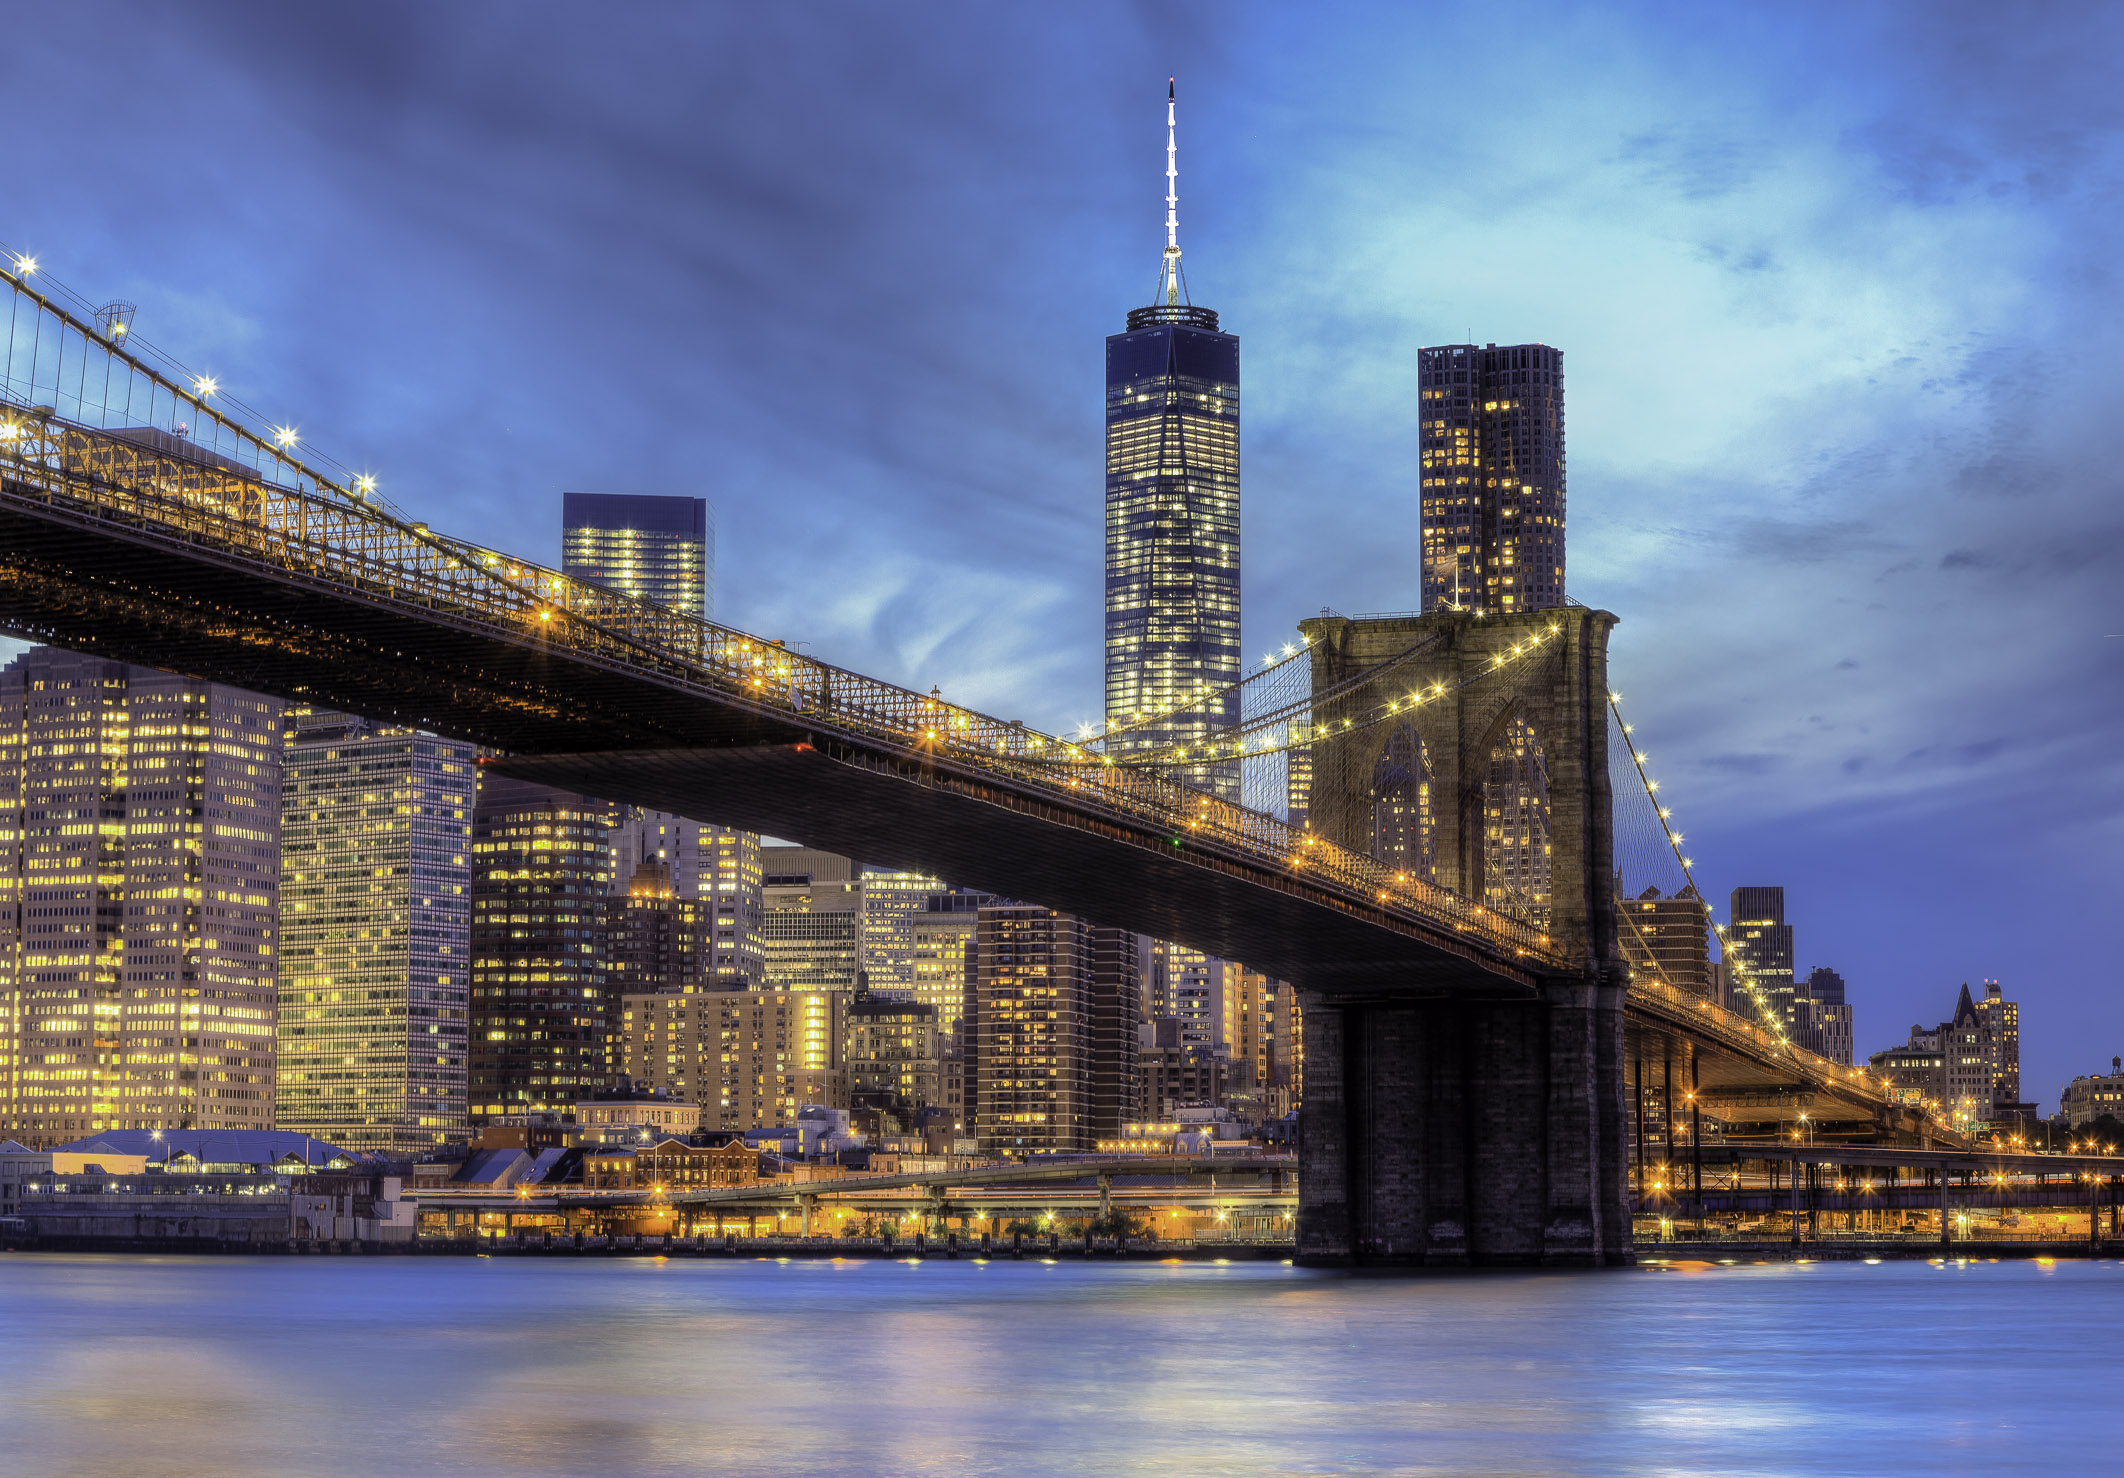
1604,693,1934,1135
0,255,1569,973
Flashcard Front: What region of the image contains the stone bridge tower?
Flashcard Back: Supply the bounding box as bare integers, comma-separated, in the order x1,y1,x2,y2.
1292,605,1632,1266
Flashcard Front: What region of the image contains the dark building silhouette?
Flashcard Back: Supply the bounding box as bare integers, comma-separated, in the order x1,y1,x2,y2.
1729,885,1798,1032
469,775,615,1121
1625,885,1713,997
1090,926,1143,1147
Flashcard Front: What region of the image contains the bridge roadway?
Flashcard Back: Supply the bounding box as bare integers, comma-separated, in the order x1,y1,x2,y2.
1623,977,1944,1147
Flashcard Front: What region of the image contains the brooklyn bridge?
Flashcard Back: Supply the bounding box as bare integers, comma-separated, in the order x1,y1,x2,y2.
0,259,1956,1267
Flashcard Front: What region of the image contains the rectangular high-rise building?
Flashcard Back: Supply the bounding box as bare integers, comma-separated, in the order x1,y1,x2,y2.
1104,304,1241,774
858,868,947,995
1728,885,1798,1032
1623,886,1713,997
622,986,847,1131
1418,343,1565,615
1793,966,1854,1067
561,492,714,621
0,649,282,1146
909,893,988,1037
1166,945,1229,1053
974,905,1139,1157
761,846,861,995
607,862,712,998
468,776,615,1121
276,713,475,1153
1088,925,1142,1148
846,990,939,1119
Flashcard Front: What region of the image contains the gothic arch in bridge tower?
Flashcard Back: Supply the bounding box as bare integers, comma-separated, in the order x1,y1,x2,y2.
1479,710,1552,933
1369,722,1434,883
1293,604,1630,1266
1299,607,1615,972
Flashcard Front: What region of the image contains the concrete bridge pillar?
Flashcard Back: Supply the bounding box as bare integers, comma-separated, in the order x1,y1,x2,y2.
1294,606,1631,1267
1296,971,1631,1267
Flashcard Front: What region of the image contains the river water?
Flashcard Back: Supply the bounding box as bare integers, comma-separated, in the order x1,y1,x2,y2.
0,1253,2116,1475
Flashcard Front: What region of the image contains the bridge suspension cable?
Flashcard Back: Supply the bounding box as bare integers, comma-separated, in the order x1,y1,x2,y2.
1606,692,1799,1047
1602,693,1943,1131
1094,622,1566,773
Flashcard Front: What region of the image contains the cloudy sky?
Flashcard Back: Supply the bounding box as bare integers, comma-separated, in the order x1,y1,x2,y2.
5,1,2120,1106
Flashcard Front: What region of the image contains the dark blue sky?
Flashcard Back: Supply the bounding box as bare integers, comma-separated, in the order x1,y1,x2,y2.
5,2,2119,1108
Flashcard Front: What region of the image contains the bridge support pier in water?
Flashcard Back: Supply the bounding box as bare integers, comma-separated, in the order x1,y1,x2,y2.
1297,974,1633,1267
1294,606,1631,1268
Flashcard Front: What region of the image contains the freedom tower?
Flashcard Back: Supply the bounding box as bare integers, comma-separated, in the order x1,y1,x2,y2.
1102,79,1241,798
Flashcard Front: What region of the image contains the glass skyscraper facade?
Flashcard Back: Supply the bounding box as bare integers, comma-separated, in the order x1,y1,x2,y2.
561,492,714,621
469,776,615,1121
277,712,475,1152
1103,305,1241,790
1729,885,1798,1032
1103,85,1238,785
0,649,282,1146
1418,343,1565,615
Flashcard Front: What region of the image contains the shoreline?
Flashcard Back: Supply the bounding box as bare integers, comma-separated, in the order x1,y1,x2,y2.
8,1236,2117,1264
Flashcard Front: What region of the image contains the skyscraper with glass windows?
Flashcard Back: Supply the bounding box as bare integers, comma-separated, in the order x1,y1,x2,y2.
0,649,282,1146
277,712,475,1153
561,492,714,621
1103,81,1240,794
468,776,615,1121
608,809,764,985
1418,343,1565,614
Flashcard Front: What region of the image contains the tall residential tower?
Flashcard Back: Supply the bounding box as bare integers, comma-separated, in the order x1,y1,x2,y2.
277,712,476,1153
1418,343,1565,615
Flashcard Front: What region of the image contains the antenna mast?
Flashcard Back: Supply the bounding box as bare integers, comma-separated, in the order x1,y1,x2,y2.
1158,77,1186,306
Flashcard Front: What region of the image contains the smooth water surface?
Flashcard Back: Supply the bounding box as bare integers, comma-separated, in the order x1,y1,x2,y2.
0,1253,2118,1475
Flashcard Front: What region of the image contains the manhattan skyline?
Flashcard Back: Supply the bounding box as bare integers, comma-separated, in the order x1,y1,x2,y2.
0,1,2118,1108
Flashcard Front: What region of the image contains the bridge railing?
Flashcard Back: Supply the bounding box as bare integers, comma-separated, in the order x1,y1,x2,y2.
2,398,1565,968
1625,973,1902,1108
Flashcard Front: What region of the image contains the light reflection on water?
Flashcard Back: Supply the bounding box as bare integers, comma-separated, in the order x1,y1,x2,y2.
0,1254,2118,1475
